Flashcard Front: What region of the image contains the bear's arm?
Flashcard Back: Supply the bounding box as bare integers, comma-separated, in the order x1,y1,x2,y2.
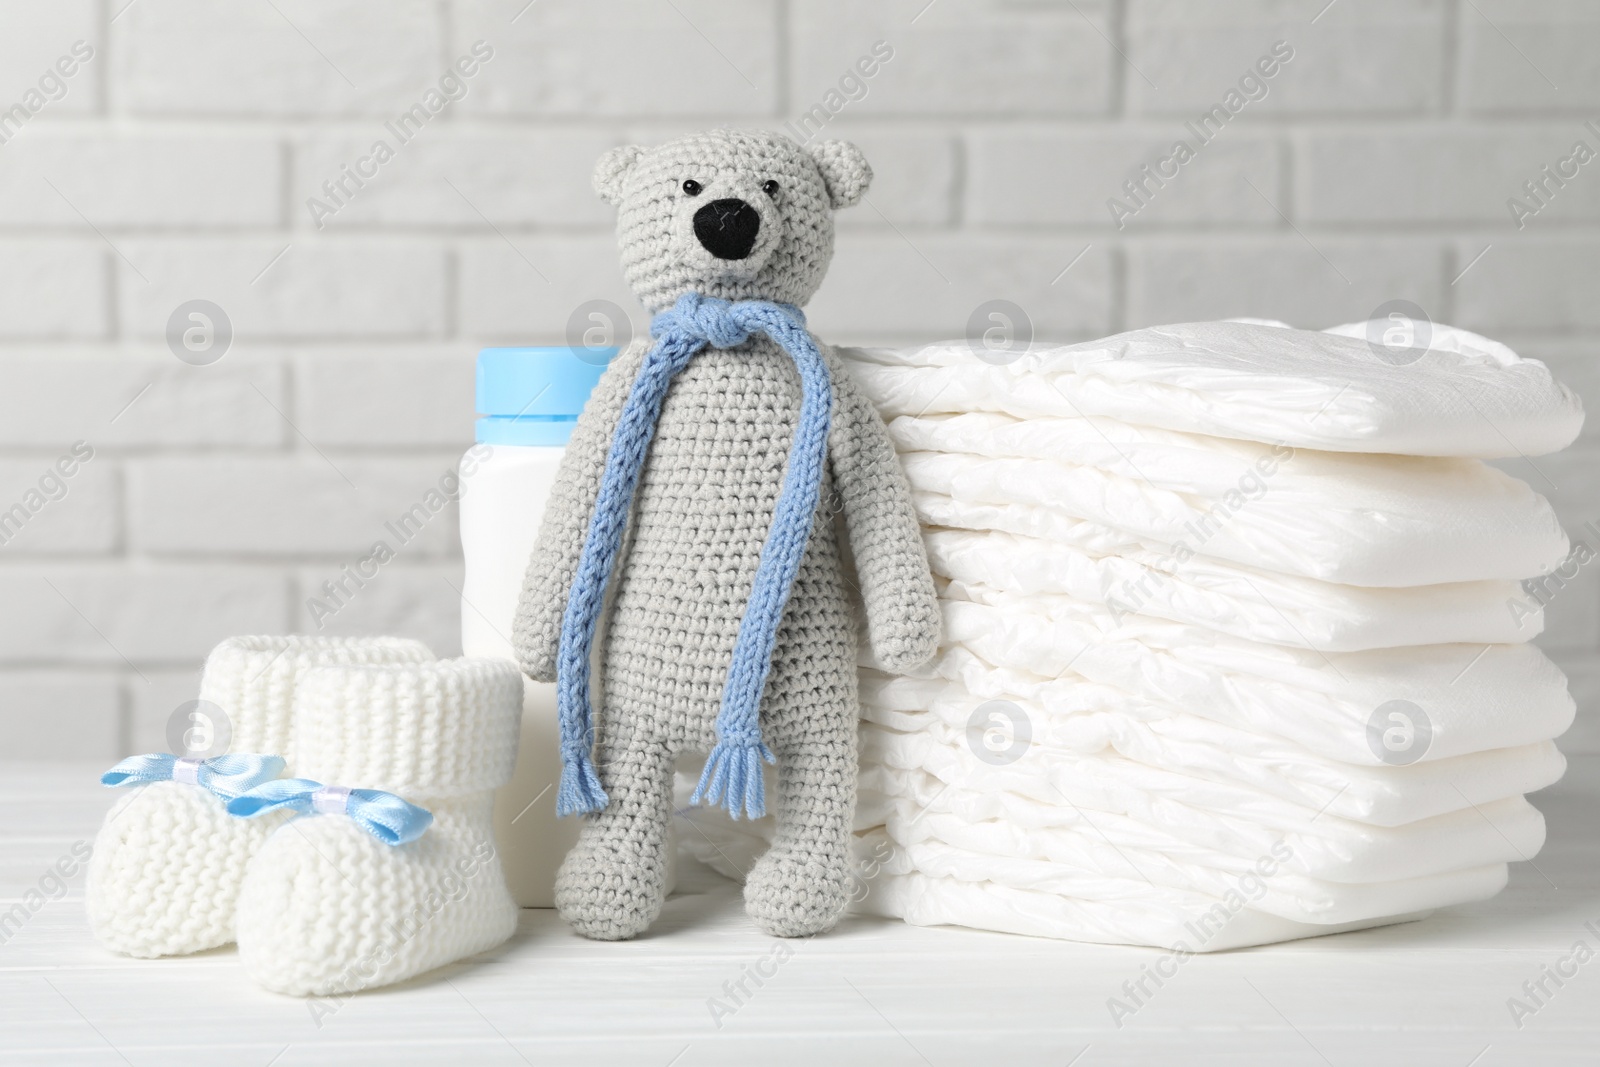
511,337,650,683
824,345,941,673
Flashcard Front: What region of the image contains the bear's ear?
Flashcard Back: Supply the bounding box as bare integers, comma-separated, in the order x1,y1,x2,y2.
808,140,872,209
593,144,644,205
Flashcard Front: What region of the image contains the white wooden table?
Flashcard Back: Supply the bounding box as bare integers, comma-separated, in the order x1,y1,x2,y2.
2,758,1595,1066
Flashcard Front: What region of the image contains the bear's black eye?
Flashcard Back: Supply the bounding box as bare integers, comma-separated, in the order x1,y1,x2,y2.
761,179,780,198
681,179,703,197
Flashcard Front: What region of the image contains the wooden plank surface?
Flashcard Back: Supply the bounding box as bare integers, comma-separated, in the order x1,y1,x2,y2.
1,758,1595,1066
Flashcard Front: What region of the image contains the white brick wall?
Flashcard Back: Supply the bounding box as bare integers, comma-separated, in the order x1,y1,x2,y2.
0,133,283,227
1,0,1596,760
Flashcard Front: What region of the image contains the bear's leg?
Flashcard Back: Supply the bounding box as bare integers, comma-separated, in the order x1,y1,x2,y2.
743,728,857,938
554,725,675,941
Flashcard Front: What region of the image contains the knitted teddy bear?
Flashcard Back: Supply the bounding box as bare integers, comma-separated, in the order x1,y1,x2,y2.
513,128,940,941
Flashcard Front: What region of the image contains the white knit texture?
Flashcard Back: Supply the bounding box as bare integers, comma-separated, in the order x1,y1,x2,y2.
85,636,435,958
291,658,521,796
202,635,438,755
235,657,522,996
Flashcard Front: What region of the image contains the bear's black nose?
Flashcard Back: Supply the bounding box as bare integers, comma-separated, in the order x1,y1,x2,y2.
693,198,761,260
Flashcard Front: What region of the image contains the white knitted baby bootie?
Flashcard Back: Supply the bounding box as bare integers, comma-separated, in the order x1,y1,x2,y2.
232,658,522,996
86,636,434,958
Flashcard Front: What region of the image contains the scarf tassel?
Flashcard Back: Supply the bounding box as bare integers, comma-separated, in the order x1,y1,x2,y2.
557,746,609,817
691,738,776,820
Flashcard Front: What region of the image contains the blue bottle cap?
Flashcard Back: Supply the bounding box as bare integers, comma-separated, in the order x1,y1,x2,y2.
475,346,614,446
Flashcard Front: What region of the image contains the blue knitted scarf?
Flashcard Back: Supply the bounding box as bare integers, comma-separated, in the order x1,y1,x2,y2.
556,292,833,821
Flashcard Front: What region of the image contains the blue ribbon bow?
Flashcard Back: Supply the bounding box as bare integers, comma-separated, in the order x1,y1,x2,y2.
226,778,434,846
557,293,832,821
100,752,286,802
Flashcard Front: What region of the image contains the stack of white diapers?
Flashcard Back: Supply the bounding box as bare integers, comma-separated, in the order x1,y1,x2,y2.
682,318,1584,951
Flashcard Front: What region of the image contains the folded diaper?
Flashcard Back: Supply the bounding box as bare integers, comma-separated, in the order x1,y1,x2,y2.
868,823,1509,927
921,527,1536,651
856,733,1547,884
891,414,1566,586
854,863,1446,951
843,319,1583,458
858,672,1566,827
928,599,1575,765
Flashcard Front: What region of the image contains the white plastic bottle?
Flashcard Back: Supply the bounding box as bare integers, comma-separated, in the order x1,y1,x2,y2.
460,346,609,908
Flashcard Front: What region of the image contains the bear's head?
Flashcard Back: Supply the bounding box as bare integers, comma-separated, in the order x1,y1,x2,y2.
594,128,872,314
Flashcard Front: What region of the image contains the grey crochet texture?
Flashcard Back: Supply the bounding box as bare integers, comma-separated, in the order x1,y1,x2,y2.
512,129,940,940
